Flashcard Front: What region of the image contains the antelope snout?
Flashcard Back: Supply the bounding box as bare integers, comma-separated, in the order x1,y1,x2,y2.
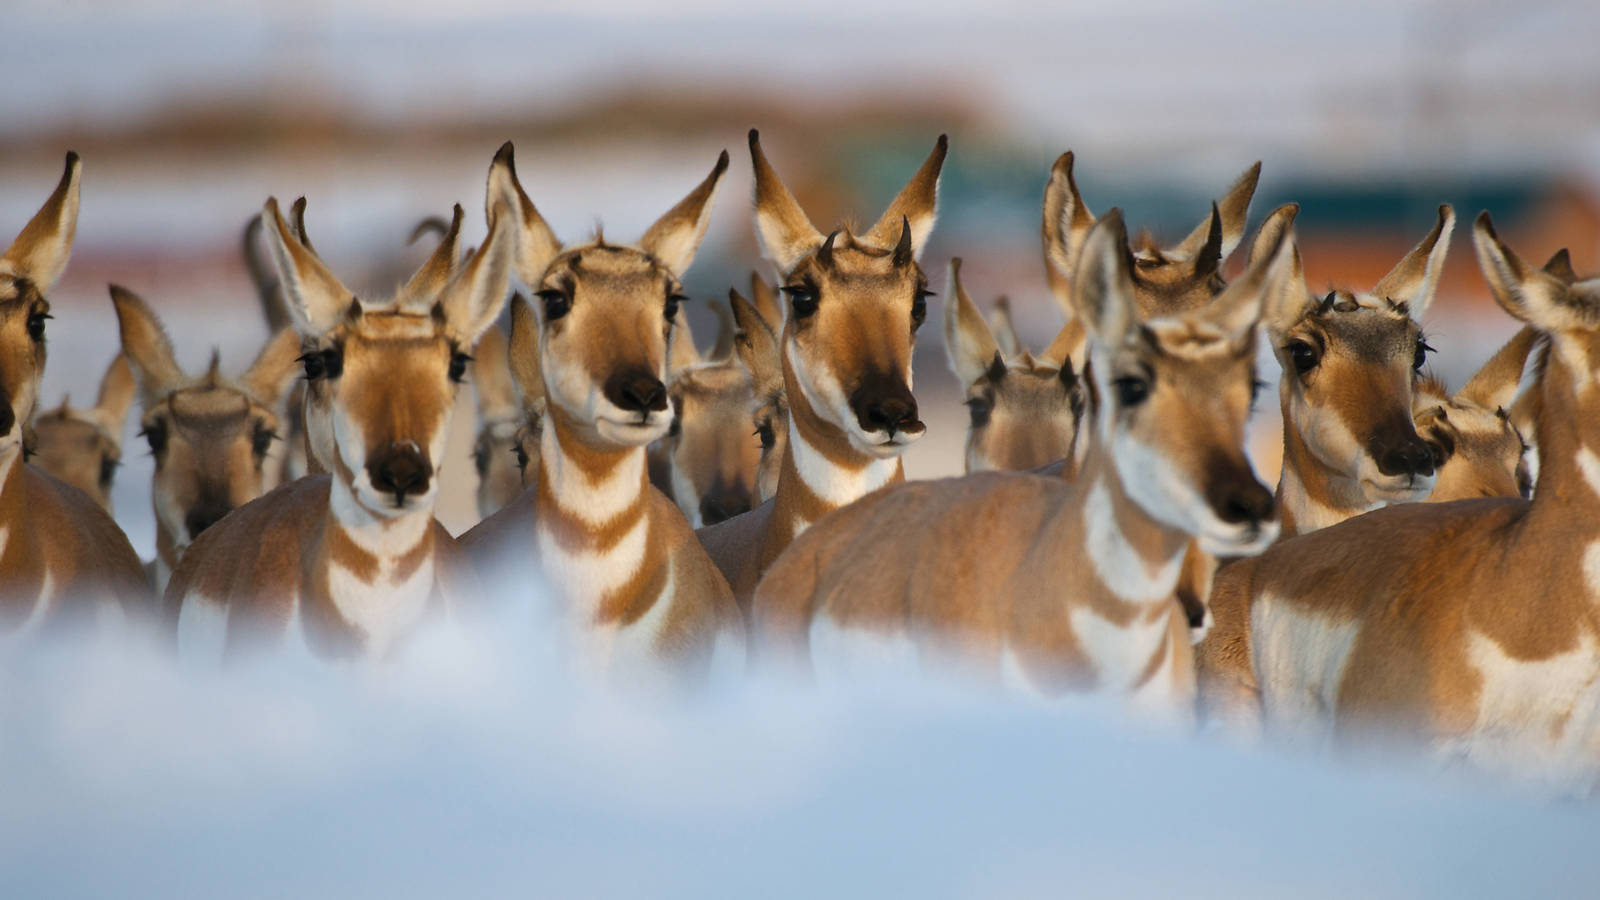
699,481,752,526
367,442,433,505
1369,429,1436,480
184,502,233,541
850,375,922,439
1207,476,1276,529
605,370,669,416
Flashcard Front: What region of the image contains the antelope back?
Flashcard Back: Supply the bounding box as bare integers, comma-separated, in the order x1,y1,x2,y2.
750,130,946,458
28,353,134,511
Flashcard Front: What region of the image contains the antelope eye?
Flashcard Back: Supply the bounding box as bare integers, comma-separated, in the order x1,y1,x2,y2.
966,396,992,428
98,455,119,488
1413,338,1434,372
141,420,168,456
537,289,571,321
26,311,50,342
1287,340,1320,376
782,285,818,320
755,420,776,450
1113,376,1150,408
912,289,933,329
299,348,341,380
251,423,276,458
449,351,471,383
513,444,530,474
474,444,490,477
665,293,686,323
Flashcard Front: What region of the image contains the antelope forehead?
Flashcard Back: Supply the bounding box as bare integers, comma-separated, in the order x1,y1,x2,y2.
349,312,446,343
1142,319,1247,360
168,386,252,421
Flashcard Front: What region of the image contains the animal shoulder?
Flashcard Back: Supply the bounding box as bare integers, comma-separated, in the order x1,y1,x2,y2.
165,474,331,607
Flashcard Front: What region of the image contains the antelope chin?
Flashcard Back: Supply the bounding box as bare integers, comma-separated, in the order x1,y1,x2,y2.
1362,472,1437,503
595,416,670,447
851,425,925,459
1197,517,1280,557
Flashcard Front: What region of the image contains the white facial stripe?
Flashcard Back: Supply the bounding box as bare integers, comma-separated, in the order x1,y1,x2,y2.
786,417,898,514
1082,478,1186,603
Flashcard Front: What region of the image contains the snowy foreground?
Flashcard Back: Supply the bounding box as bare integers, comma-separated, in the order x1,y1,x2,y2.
2,600,1596,900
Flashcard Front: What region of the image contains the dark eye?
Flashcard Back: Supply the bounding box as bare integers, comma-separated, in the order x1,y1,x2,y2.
537,289,571,321
1413,338,1434,372
1113,376,1150,408
666,293,686,323
912,289,932,329
1287,340,1319,376
251,424,276,458
299,348,341,380
141,420,168,457
98,455,118,488
513,444,530,474
474,443,491,477
755,420,776,450
966,396,992,428
449,351,471,383
26,310,50,342
782,285,818,320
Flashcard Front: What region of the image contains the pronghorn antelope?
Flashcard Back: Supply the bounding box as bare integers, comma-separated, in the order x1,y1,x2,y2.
695,130,947,606
109,284,301,588
1195,215,1600,783
1412,326,1538,503
728,283,786,504
0,153,150,640
163,169,513,662
750,211,1288,717
1253,203,1451,536
470,323,539,518
944,257,1082,473
460,142,742,681
28,353,135,512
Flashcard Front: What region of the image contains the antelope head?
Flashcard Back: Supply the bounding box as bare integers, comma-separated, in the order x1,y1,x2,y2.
1262,203,1452,503
729,285,787,504
470,324,533,518
660,301,761,527
28,354,135,511
0,152,80,461
111,284,300,553
944,257,1082,472
262,179,515,517
1075,210,1284,555
749,130,946,458
497,141,729,451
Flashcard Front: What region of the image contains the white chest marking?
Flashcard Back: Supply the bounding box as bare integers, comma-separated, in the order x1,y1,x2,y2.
1067,604,1172,693
176,591,230,667
537,514,649,611
326,553,436,660
572,561,675,679
787,419,898,512
1082,479,1185,603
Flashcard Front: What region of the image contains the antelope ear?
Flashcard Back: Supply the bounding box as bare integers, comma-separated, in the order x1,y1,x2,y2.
749,130,824,274
986,296,1022,360
943,258,1002,388
1471,211,1576,331
239,328,303,410
396,204,464,312
669,309,701,374
1170,161,1261,264
862,134,949,258
1201,214,1293,341
1248,203,1311,335
1542,248,1577,284
437,174,517,346
1041,151,1097,320
487,142,563,289
748,271,783,333
91,353,136,443
1457,325,1540,412
242,213,290,333
1185,203,1225,281
639,150,729,278
730,287,783,401
1374,204,1455,320
1,152,81,292
1037,318,1085,374
108,284,185,408
471,325,519,421
1072,210,1137,349
507,293,546,410
261,197,356,338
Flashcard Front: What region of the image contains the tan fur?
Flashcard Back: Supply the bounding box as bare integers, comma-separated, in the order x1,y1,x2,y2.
0,152,152,639
458,143,741,682
1196,215,1600,776
729,287,786,504
28,353,134,511
696,131,947,614
751,211,1289,715
1412,326,1540,503
471,325,531,518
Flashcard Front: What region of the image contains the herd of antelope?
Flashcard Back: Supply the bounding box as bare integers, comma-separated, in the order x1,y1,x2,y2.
3,132,1596,785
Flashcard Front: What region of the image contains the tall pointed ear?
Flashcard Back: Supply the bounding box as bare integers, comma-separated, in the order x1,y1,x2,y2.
1471,211,1577,331
1201,213,1293,341
639,150,729,278
1170,161,1261,264
1374,204,1455,320
261,197,355,338
987,295,1022,360
396,204,463,312
239,328,303,410
487,142,563,288
1072,210,1138,349
1042,151,1097,319
943,258,1003,387
241,214,290,333
436,205,515,347
1037,318,1084,373
471,325,519,421
1184,203,1225,281
108,284,185,408
1458,325,1540,412
2,152,82,291
1249,203,1311,335
748,271,782,333
730,288,783,400
863,134,949,257
669,309,701,374
91,353,136,442
749,129,824,274
1543,248,1577,284
507,293,545,410
708,299,737,362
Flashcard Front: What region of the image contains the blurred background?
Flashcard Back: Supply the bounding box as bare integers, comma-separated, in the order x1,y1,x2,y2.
5,0,1599,548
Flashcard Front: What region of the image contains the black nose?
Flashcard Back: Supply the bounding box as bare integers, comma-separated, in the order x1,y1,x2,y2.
1206,467,1275,527
604,370,668,415
849,374,921,437
368,443,433,504
1371,433,1437,479
0,397,12,437
699,482,752,526
184,503,233,540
